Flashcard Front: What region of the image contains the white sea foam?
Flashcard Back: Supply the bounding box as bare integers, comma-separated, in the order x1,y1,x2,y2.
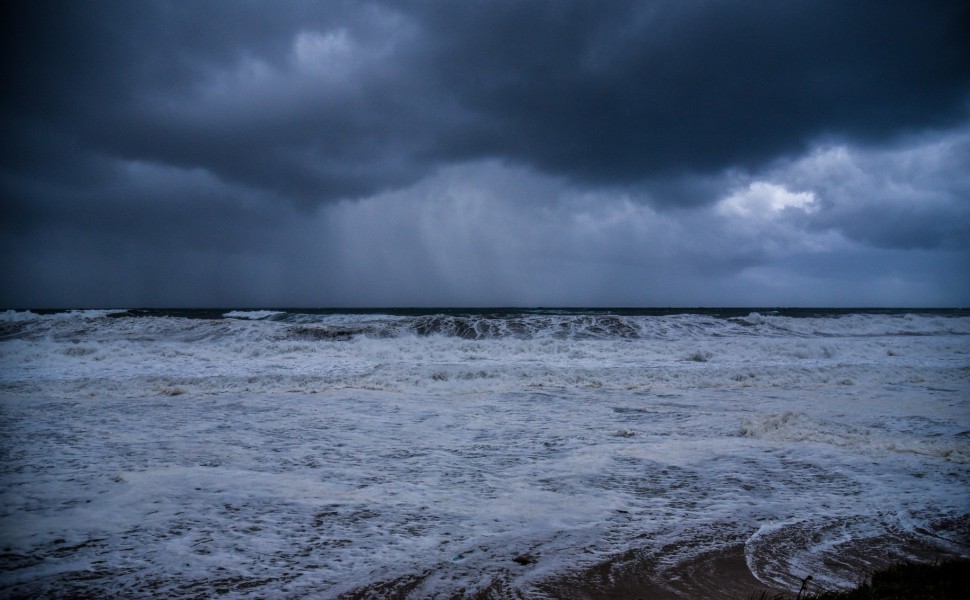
0,310,967,597
0,308,129,322
0,309,38,322
223,310,286,320
740,411,968,463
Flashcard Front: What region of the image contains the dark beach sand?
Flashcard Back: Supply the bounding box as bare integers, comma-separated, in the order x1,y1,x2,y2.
340,520,969,599
338,543,770,599
535,543,766,600
536,527,968,600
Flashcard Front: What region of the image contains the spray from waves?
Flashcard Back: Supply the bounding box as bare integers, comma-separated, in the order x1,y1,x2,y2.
2,308,968,343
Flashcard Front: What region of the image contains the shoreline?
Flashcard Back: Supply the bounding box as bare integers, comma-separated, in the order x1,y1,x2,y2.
339,522,970,599
541,525,969,600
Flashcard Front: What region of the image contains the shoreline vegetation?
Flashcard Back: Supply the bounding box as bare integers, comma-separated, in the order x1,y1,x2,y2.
747,559,970,600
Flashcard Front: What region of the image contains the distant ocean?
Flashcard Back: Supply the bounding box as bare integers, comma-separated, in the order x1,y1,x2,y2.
1,308,968,598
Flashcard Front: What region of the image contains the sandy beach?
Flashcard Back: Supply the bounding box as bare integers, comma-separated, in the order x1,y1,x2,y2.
538,536,966,599
336,517,969,599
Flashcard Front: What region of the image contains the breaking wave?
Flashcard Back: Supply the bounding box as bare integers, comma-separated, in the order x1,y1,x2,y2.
3,308,967,342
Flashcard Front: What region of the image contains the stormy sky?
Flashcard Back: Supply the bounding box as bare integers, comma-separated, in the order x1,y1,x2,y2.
2,0,969,308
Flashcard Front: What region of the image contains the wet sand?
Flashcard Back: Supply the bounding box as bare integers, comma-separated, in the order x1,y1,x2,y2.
534,526,969,600
339,542,781,599
340,520,969,600
534,543,776,600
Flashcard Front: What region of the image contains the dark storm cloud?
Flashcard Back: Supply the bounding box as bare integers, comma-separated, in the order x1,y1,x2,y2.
2,0,419,202
2,0,969,308
4,0,968,206
421,0,970,184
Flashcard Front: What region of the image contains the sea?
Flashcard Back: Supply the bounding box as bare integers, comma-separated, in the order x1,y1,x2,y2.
1,308,968,598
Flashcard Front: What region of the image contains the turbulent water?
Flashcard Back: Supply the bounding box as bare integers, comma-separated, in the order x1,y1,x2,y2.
1,308,968,598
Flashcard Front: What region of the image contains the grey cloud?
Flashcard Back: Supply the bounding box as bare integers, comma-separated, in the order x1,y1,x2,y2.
2,155,967,307
4,1,968,207
3,0,435,203
410,0,970,184
313,163,800,305
309,161,968,307
765,130,970,250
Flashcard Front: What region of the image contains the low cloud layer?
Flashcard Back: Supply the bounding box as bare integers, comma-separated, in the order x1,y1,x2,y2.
2,1,969,307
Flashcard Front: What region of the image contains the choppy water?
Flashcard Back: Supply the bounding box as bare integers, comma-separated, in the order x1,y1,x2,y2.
1,308,968,598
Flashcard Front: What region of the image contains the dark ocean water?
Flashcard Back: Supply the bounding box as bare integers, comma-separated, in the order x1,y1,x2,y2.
1,307,967,598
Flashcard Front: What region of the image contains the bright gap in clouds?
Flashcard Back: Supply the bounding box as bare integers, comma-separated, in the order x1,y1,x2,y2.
717,182,818,218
